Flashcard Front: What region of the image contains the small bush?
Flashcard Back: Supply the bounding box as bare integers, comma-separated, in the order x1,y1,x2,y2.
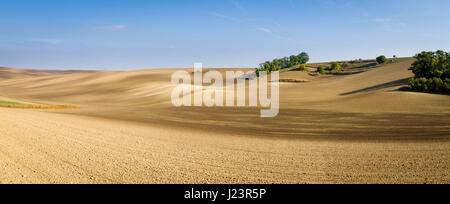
317,66,325,74
331,62,341,71
298,64,307,71
376,55,387,64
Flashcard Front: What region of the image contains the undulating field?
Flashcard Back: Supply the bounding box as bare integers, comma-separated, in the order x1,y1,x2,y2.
0,60,449,184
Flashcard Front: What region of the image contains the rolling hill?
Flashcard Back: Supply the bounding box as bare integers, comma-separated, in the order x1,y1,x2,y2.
0,60,448,184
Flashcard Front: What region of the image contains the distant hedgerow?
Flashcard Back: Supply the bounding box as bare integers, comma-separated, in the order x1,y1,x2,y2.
258,52,309,73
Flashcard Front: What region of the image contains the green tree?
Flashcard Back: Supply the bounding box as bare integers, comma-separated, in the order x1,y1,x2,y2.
445,78,450,91
289,55,298,66
376,55,387,64
409,50,449,79
298,52,310,64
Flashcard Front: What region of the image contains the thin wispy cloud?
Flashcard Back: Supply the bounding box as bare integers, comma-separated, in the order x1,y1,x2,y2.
210,12,241,23
369,16,407,31
320,1,407,32
231,0,247,12
258,28,293,41
210,11,293,42
254,23,293,41
255,27,272,34
91,25,126,31
29,39,63,46
372,18,392,23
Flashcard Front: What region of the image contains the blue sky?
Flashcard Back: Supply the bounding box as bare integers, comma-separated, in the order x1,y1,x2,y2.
0,0,449,70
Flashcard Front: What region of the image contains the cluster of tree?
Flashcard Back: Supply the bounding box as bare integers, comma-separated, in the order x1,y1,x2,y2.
408,50,450,93
258,52,309,73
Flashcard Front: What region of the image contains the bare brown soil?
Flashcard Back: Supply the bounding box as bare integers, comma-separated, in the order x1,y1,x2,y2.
0,60,448,184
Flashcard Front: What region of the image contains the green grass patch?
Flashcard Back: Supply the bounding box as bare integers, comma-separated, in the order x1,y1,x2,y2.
0,100,21,105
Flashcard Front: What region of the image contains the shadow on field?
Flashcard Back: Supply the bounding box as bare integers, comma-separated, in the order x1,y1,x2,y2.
340,78,410,96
